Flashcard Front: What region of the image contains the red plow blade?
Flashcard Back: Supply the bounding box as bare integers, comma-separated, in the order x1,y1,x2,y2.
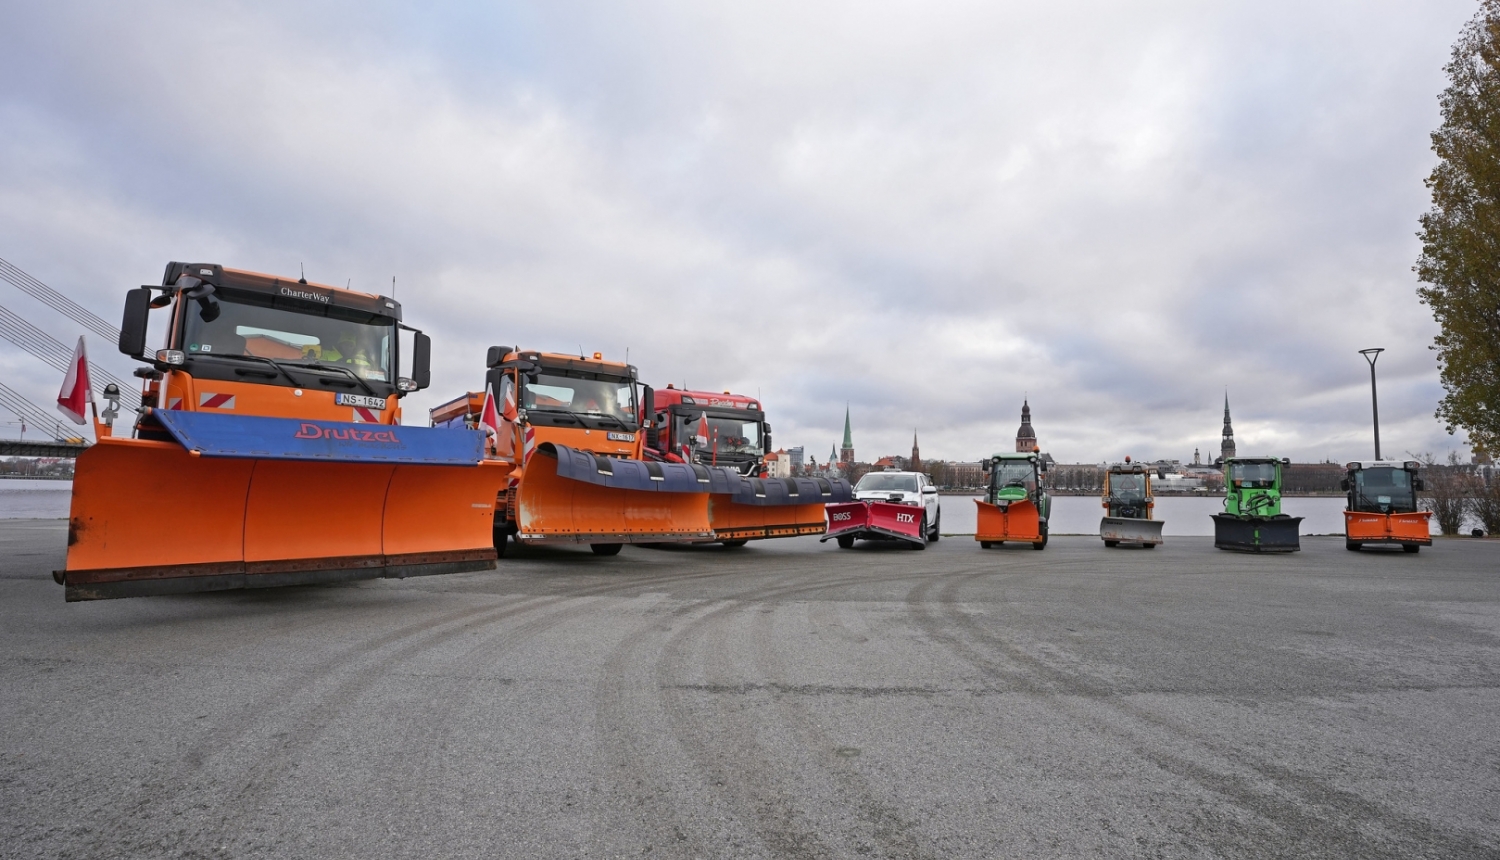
820,500,925,546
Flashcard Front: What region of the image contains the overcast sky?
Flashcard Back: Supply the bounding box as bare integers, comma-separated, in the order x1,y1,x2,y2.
0,0,1481,464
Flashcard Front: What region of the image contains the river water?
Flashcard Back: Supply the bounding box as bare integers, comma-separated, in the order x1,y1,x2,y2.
935,494,1439,536
0,479,73,519
0,481,1439,536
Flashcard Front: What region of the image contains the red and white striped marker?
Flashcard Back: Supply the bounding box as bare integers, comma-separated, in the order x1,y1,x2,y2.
198,393,236,409
352,406,379,423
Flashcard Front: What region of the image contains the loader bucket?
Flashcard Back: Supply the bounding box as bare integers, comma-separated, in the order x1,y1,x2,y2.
58,413,509,601
975,499,1042,544
1211,513,1302,553
819,500,925,546
710,476,853,542
515,444,715,544
1099,516,1165,547
1343,510,1432,548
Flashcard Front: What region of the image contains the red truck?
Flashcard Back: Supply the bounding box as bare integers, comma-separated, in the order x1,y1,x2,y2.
645,386,772,476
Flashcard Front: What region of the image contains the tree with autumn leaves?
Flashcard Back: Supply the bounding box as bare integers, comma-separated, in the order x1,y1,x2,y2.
1418,1,1500,456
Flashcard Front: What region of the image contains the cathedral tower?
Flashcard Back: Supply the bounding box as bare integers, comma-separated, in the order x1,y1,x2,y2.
1220,394,1236,461
910,431,921,472
840,405,855,466
1015,400,1037,453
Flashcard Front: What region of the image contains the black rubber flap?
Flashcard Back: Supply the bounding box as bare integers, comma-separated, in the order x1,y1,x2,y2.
728,476,852,506
545,443,738,493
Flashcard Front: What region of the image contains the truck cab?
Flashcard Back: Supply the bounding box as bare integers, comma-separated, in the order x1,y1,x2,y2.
647,386,769,476
1220,457,1289,517
1341,460,1431,553
122,262,430,429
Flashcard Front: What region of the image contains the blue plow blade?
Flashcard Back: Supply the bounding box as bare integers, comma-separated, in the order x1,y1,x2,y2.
545,443,852,504
152,410,486,466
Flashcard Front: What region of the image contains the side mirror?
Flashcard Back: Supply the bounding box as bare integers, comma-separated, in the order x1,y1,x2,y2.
486,345,510,368
411,332,432,390
1282,458,1291,466
119,288,152,357
922,486,937,494
1339,478,1350,491
763,423,772,452
641,385,654,422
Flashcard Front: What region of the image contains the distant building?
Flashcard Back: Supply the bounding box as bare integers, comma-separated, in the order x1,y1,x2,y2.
786,446,805,473
1016,400,1037,453
840,406,855,465
1220,394,1237,461
764,449,791,478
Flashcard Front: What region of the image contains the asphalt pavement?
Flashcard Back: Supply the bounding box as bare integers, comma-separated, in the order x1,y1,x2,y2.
3,520,1499,859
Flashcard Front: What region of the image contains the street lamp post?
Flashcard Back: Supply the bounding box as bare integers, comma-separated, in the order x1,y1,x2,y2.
1359,348,1385,460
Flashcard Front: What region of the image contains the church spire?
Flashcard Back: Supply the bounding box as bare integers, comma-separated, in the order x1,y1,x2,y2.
910,430,921,472
840,404,855,465
1015,399,1037,453
1220,392,1236,460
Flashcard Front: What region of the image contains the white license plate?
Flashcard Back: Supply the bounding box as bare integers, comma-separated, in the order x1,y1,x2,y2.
606,432,636,442
335,393,388,408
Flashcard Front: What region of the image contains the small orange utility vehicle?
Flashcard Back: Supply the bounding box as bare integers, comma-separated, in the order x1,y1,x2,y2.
1341,460,1432,553
59,263,509,601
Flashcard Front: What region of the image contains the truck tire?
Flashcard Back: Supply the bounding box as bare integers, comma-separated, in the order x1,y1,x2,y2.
910,514,928,550
929,513,941,541
837,535,855,549
591,543,623,556
980,541,992,549
1345,541,1362,551
1402,544,1421,553
1142,543,1156,549
1104,540,1119,548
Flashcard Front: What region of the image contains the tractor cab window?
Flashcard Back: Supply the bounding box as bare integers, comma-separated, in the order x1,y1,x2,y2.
1109,473,1146,501
856,474,918,493
1353,467,1417,512
990,461,1036,492
676,412,762,456
1229,462,1277,489
524,371,636,424
180,288,394,382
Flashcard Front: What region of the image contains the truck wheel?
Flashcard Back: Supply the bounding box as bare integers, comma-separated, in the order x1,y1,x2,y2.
1403,544,1421,554
929,514,941,541
837,535,855,549
1345,542,1362,551
1032,533,1048,550
494,530,509,557
591,543,623,556
911,514,928,549
1104,540,1119,548
1142,543,1156,550
721,540,749,548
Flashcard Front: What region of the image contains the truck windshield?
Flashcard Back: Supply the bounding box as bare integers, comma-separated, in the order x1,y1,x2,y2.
1353,467,1417,511
525,372,636,423
1108,473,1147,501
856,474,918,493
678,413,761,456
1229,462,1277,489
181,288,394,381
991,461,1035,491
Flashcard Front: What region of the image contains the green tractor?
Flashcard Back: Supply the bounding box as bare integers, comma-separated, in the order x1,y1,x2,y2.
1211,456,1303,552
975,452,1051,550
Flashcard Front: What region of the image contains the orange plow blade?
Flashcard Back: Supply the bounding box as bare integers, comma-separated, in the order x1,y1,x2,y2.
515,447,713,544
59,424,510,601
709,498,830,542
1344,510,1433,546
975,499,1042,544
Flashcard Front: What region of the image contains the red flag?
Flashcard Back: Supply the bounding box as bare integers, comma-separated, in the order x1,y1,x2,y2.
501,381,517,422
57,336,92,425
695,414,709,447
479,385,501,451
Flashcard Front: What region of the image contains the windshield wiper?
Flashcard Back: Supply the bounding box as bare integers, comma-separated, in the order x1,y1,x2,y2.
281,360,379,397
589,413,630,430
208,353,299,386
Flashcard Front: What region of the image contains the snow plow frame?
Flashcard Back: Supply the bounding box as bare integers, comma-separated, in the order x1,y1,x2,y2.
821,500,927,548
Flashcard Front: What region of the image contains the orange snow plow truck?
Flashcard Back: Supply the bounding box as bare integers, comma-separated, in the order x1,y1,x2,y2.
644,386,842,545
430,350,851,554
57,263,511,601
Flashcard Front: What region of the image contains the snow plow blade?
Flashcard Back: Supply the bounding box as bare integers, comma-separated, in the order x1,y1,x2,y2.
515,443,716,544
1212,514,1303,553
1099,517,1165,546
58,413,510,601
820,500,925,546
975,499,1043,544
1343,510,1432,548
711,476,853,542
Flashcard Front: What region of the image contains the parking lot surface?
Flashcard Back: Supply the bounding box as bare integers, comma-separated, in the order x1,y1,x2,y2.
3,520,1498,859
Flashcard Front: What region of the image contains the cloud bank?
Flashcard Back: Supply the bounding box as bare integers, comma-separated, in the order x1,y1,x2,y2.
0,0,1477,463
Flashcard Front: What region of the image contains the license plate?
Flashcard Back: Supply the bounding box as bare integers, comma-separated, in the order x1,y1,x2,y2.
335,393,388,409
606,432,636,442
